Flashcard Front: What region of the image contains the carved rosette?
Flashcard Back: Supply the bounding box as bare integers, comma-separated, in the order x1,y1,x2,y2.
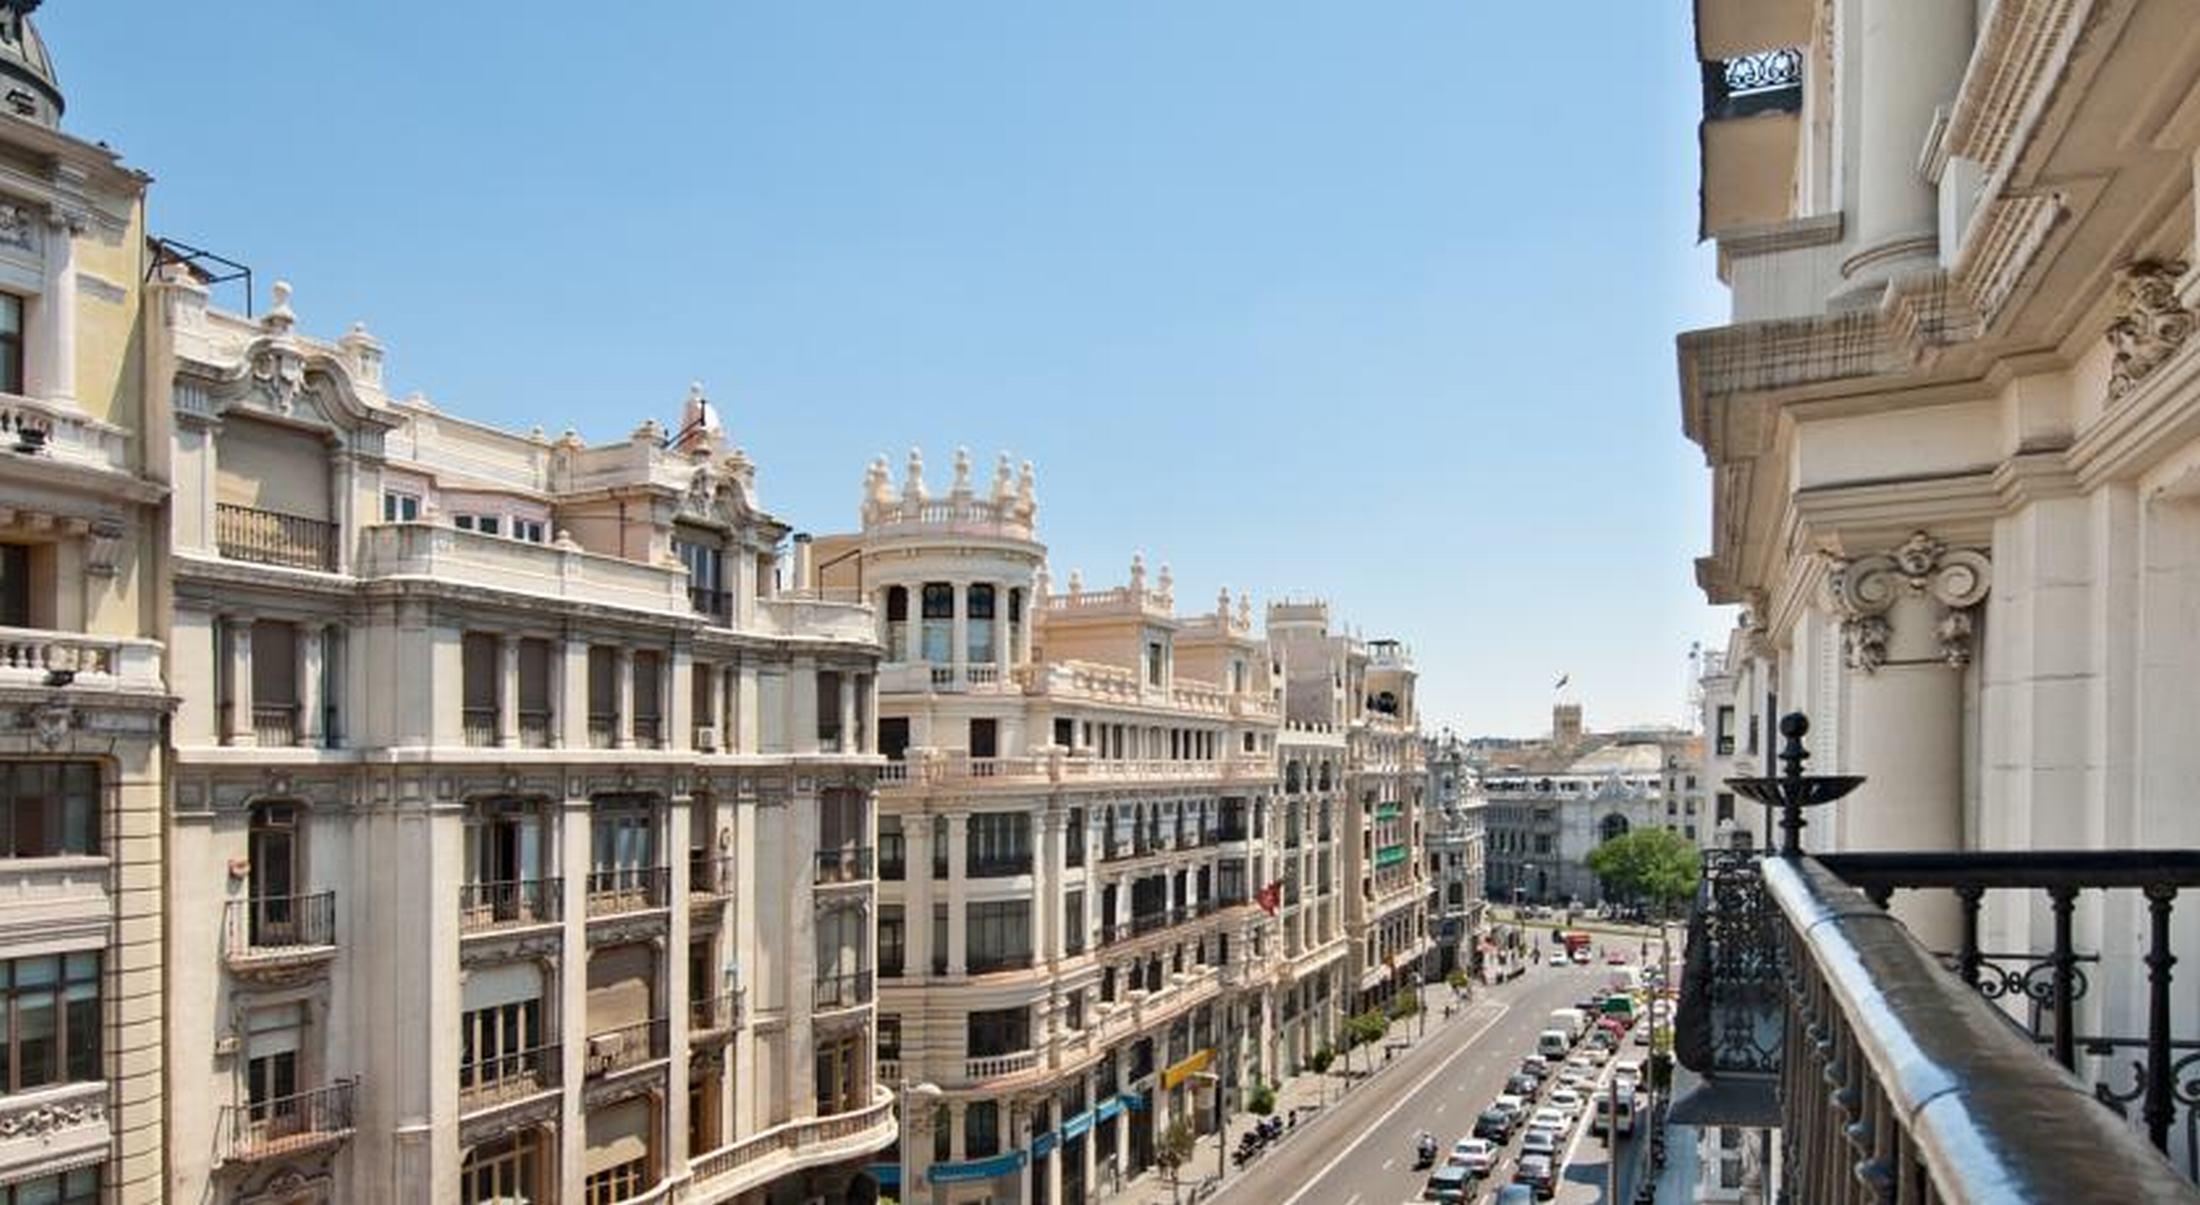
1823,532,1991,672
2106,259,2194,399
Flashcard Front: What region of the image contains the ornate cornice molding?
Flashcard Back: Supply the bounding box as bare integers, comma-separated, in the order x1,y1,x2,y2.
1822,532,1991,672
2106,260,2194,400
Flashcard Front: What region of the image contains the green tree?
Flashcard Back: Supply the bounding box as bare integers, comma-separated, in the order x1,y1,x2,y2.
1584,827,1701,913
1247,1080,1278,1116
1305,1047,1334,1076
1155,1117,1199,1205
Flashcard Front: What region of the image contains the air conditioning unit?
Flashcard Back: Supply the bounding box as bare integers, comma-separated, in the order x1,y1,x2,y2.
695,725,719,752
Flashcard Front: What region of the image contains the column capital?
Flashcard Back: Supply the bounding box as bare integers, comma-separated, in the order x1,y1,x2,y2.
1822,531,1991,672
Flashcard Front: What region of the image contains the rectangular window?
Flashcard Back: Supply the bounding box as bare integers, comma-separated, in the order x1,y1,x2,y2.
584,1161,648,1205
0,952,101,1093
967,812,1032,877
966,1006,1031,1058
0,1167,99,1205
0,542,26,627
513,518,546,544
459,997,543,1093
462,1131,540,1205
1146,641,1165,687
381,491,421,522
964,1099,1001,1158
879,716,910,762
931,902,949,976
817,670,843,747
966,900,1032,972
879,906,905,977
0,762,100,858
0,294,22,395
878,1015,901,1060
1714,705,1735,756
920,582,954,663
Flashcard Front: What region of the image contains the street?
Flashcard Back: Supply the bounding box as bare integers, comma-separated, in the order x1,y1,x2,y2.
1210,951,1658,1205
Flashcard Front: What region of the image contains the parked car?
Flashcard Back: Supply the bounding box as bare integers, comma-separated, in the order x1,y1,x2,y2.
1449,1137,1497,1175
1423,1164,1473,1202
1473,1108,1515,1142
1505,1072,1541,1098
1518,1056,1550,1080
1612,1058,1643,1085
1495,1185,1537,1205
1570,948,1593,965
1547,1088,1586,1119
1605,948,1629,964
1529,1107,1568,1134
1520,1126,1561,1158
1515,1154,1557,1199
1493,1093,1528,1122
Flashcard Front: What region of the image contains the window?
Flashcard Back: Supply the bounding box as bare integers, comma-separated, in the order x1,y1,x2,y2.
0,295,20,393
585,1160,649,1205
1714,705,1735,755
1146,641,1165,687
382,491,421,522
0,952,101,1092
967,811,1032,876
964,1099,1001,1158
513,518,546,544
1716,792,1735,824
967,1006,1030,1058
878,1014,901,1060
0,1167,98,1205
0,542,25,627
460,997,543,1092
879,717,910,762
463,1131,541,1205
453,513,503,536
0,762,99,858
966,900,1032,972
920,582,954,663
879,815,905,879
880,906,904,976
967,583,996,664
931,903,949,976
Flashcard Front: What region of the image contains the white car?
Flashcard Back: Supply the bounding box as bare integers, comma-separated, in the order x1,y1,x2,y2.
1519,1125,1562,1158
1493,1093,1528,1121
1564,1055,1597,1076
1449,1137,1497,1175
1529,1106,1568,1133
1611,1058,1644,1085
1547,1088,1586,1119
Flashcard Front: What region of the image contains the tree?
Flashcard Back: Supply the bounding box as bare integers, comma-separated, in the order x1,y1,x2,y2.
1247,1080,1278,1116
1305,1047,1334,1076
1584,827,1701,914
1155,1117,1198,1205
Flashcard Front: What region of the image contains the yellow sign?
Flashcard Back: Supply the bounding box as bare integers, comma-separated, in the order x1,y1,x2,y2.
1160,1048,1214,1091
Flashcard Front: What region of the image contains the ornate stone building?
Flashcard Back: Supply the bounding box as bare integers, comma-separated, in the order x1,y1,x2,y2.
0,9,167,1202
156,268,892,1203
1682,0,2200,1173
812,455,1289,1205
1481,707,1694,908
1422,733,1487,977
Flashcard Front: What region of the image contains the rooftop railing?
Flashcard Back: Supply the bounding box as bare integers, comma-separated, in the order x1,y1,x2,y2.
1673,714,2200,1200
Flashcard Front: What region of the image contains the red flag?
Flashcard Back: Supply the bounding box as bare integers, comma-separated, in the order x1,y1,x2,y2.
1256,880,1282,915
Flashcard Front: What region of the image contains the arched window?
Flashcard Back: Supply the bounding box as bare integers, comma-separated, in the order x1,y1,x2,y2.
1600,814,1630,844
1285,762,1303,794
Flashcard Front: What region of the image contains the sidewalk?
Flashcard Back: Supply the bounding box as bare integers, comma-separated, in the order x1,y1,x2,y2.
1109,979,1475,1204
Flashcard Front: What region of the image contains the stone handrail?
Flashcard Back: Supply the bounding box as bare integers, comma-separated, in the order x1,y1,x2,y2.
358,523,686,614
964,1050,1041,1082
0,391,131,473
689,1086,896,1195
0,627,164,689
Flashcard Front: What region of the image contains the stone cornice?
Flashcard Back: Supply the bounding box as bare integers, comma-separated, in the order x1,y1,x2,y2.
1935,0,2099,193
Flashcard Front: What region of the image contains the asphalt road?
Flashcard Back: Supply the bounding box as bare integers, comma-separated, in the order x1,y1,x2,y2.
1212,954,1653,1205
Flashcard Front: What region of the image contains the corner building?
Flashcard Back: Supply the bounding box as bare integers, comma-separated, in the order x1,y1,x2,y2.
156,272,893,1204
0,11,167,1202
813,450,1291,1205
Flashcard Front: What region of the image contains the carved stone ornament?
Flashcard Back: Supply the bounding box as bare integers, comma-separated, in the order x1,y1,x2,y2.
250,345,310,416
83,518,124,577
1823,532,1991,672
2106,259,2194,399
0,202,31,251
20,702,76,749
0,1095,105,1138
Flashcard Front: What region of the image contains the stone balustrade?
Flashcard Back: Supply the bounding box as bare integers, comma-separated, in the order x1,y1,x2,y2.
0,626,164,691
0,391,131,473
688,1086,897,1199
963,1050,1040,1082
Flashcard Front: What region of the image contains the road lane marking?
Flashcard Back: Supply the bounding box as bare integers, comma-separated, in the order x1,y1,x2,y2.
1343,1195,1361,1205
1273,999,1513,1205
1381,1158,1394,1170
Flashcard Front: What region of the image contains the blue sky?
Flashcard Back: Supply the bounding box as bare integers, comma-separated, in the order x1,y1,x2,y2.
54,2,1733,737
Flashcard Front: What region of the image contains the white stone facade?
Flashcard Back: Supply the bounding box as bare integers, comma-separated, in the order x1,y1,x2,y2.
156,277,893,1204
1422,734,1487,976
1481,709,1696,907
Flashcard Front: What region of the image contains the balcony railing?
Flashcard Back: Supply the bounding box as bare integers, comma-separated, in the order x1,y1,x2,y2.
587,715,617,749
964,1050,1039,1082
633,714,663,749
462,706,498,747
966,952,1033,975
967,852,1033,878
814,847,875,886
253,703,297,747
813,970,874,1011
225,891,338,958
689,585,732,622
458,877,562,933
216,503,338,572
689,990,745,1035
584,1017,668,1077
1702,47,1803,120
1673,715,2200,1199
689,854,732,898
459,1041,561,1110
218,1080,358,1164
518,708,552,748
586,865,669,916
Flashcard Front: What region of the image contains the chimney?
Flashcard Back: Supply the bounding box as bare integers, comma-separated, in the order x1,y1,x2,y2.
790,533,814,592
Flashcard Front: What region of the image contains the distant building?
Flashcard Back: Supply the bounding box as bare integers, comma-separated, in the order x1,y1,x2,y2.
1423,733,1487,975
1480,706,1696,906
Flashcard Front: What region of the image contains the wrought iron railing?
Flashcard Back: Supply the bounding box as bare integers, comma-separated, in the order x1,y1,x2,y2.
1673,713,2200,1199
1702,48,1804,120
967,852,1033,878
584,1017,668,1077
813,970,874,1010
458,877,562,933
689,990,745,1034
218,1079,357,1163
216,503,338,572
225,891,337,955
814,846,875,885
459,1041,560,1109
689,585,732,622
689,854,732,897
585,865,669,916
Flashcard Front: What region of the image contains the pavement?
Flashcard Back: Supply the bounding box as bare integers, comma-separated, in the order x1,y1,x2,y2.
1114,951,1661,1205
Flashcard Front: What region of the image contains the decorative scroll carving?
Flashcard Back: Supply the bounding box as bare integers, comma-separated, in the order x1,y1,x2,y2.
0,203,32,251
1824,532,1991,672
2107,260,2194,400
0,1094,105,1138
250,346,309,417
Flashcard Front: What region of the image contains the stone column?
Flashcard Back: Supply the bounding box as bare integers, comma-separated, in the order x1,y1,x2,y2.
497,634,521,747
995,580,1014,683
907,815,933,978
1038,807,1063,964
297,622,324,748
613,646,635,749
1843,0,1975,288
225,616,254,746
34,211,78,403
946,812,969,975
558,636,587,749
951,581,970,686
666,793,694,1168
1824,532,1989,947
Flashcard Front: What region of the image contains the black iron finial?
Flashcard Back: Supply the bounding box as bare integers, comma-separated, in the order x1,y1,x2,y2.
1724,712,1862,858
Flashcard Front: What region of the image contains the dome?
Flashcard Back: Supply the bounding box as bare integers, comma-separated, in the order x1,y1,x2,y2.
0,3,62,128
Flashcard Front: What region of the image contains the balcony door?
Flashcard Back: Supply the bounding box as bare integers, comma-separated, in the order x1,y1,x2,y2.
467,799,546,923
249,803,301,945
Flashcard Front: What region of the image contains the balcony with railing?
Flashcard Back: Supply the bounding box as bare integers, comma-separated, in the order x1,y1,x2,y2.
0,627,164,693
518,708,553,748
1672,715,2200,1200
813,970,875,1012
460,1041,561,1113
689,990,745,1040
814,847,875,887
458,877,562,934
463,706,498,748
224,891,338,979
217,1080,358,1165
586,865,669,917
588,712,617,749
252,703,297,747
690,854,732,899
584,1017,669,1078
216,504,339,572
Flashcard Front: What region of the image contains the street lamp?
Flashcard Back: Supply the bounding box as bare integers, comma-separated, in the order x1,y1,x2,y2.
898,1078,942,1205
